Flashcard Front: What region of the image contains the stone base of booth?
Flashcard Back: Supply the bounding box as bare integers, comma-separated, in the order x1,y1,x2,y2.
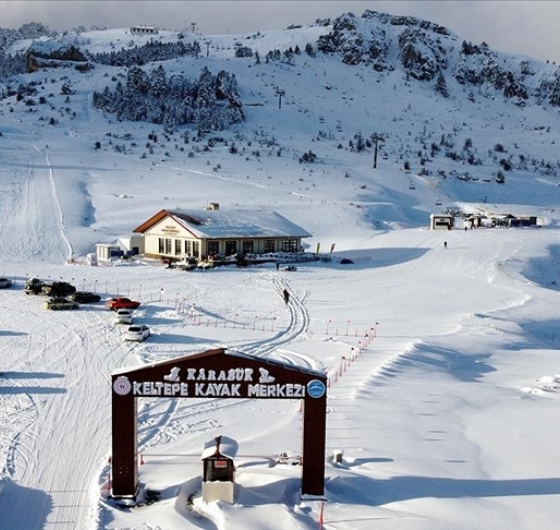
202,481,235,504
300,492,327,502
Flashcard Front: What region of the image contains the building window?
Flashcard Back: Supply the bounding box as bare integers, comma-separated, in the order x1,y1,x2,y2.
208,241,219,256
281,239,298,252
184,240,191,256
193,241,200,257
158,238,165,253
164,238,172,255
225,241,237,256
264,240,275,253
175,239,182,255
242,240,254,254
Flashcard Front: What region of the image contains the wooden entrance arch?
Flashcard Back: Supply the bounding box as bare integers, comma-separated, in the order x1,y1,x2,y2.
111,348,327,497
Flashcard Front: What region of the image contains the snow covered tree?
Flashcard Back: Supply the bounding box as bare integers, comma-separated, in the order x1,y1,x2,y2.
93,65,244,132
435,72,449,98
121,66,149,121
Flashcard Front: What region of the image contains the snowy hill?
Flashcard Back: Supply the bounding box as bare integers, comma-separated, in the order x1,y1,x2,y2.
1,10,560,263
1,9,560,530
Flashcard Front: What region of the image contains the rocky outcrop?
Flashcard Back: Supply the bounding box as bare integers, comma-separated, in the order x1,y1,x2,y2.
314,10,541,104
317,12,392,72
397,26,448,81
453,41,528,100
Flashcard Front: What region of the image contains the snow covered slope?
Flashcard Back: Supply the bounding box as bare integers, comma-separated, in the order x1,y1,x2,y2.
1,10,560,530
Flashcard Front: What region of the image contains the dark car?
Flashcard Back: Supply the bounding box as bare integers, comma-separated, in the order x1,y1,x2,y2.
41,281,76,297
105,297,141,311
70,291,102,303
0,278,13,289
25,278,46,294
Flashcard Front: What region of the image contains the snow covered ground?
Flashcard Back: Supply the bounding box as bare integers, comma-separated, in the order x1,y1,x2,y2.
1,20,560,530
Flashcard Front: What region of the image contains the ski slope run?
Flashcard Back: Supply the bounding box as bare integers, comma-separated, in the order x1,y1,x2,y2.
0,137,71,263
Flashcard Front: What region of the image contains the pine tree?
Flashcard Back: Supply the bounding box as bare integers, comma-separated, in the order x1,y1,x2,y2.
194,67,215,132
435,72,449,98
122,66,149,120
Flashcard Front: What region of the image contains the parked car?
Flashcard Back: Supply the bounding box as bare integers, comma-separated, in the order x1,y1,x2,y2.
0,278,13,289
123,324,150,342
175,257,198,271
25,278,46,294
41,281,76,297
115,308,134,325
70,291,101,303
44,297,80,311
25,279,77,297
105,297,141,311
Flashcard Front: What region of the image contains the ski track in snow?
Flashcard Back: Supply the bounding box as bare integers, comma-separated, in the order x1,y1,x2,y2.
0,291,135,530
241,275,312,360
0,140,70,263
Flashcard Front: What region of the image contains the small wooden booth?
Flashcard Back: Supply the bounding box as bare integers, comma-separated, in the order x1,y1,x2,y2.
201,435,238,503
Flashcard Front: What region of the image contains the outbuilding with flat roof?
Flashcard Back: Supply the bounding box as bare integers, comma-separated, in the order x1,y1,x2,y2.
430,214,454,230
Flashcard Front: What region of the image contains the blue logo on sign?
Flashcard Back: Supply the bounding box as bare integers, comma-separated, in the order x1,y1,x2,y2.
307,379,326,399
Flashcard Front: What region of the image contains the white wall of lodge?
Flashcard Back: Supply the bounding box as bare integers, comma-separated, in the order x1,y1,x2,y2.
143,216,302,261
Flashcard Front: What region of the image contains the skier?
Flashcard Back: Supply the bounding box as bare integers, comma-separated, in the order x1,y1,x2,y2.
283,289,290,304
444,241,448,249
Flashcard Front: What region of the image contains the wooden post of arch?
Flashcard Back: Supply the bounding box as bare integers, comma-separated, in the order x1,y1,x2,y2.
301,392,327,496
111,392,137,496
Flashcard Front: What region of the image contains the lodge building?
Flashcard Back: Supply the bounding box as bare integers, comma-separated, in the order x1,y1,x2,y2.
132,204,311,262
130,26,159,35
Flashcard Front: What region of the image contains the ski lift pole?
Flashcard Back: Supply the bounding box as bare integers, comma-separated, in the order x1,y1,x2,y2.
276,89,285,109
372,133,384,169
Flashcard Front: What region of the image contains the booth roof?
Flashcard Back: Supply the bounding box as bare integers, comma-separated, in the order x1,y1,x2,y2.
201,434,239,460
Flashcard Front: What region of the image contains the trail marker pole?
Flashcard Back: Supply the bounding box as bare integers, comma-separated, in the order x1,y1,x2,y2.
319,501,325,529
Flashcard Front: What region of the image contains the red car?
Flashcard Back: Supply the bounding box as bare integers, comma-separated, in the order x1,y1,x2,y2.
105,297,141,311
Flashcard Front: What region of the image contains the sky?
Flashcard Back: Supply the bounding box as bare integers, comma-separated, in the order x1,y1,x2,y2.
2,21,560,530
1,0,559,62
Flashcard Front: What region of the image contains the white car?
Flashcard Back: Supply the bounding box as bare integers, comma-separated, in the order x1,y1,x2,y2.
123,324,150,342
115,308,133,325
